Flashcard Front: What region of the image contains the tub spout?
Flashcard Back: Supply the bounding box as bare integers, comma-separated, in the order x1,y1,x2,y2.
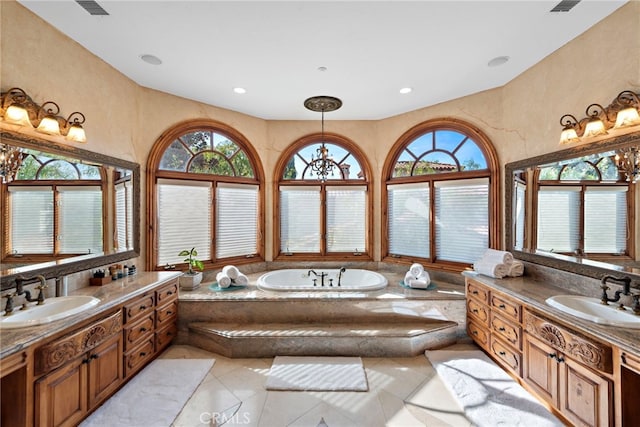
338,267,346,287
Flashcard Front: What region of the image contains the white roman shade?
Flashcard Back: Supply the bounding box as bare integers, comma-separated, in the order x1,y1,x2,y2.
216,183,259,258
280,186,321,253
537,186,581,253
387,182,430,258
58,186,103,254
514,181,526,251
584,186,627,253
9,186,54,254
326,186,366,253
115,180,134,250
157,178,212,266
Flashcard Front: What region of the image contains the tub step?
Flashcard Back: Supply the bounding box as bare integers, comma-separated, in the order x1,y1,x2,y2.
188,320,458,358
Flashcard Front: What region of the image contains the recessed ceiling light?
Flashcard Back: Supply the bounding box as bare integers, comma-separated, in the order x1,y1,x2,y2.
233,87,247,94
488,56,510,67
317,66,328,72
139,54,162,65
399,87,413,94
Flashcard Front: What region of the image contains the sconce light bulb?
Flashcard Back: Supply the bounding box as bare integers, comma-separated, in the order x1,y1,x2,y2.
4,105,33,128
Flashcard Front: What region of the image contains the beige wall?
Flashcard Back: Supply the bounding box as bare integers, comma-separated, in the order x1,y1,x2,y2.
2,0,639,264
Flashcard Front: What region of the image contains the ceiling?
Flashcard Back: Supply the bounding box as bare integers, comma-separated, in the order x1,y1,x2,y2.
18,0,627,120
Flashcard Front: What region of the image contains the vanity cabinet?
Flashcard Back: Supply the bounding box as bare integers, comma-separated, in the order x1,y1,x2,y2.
34,310,123,427
0,348,32,427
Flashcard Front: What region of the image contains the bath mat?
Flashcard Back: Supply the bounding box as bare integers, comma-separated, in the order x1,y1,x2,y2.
80,358,213,426
425,350,563,427
265,356,368,392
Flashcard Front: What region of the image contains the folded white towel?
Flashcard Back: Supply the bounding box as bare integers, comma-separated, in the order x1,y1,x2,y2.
480,249,513,265
404,271,416,284
222,265,239,280
233,273,248,286
404,270,431,289
473,260,509,279
216,272,231,288
409,263,424,277
508,260,524,277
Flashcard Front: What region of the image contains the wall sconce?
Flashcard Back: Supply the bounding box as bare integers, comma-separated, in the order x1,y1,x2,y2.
559,89,640,144
615,146,640,183
0,87,87,143
0,143,26,184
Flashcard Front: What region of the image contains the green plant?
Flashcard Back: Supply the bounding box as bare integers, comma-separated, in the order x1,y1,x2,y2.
179,247,204,275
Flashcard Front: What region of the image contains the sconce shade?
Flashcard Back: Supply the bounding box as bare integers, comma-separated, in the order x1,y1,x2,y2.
4,104,33,128
583,118,607,138
559,127,580,144
36,115,61,135
66,123,87,143
614,107,640,129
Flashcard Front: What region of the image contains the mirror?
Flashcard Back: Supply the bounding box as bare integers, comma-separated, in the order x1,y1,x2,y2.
0,130,140,290
506,129,640,281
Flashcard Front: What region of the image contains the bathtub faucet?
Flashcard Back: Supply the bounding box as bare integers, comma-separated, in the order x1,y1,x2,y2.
307,269,328,286
338,267,346,287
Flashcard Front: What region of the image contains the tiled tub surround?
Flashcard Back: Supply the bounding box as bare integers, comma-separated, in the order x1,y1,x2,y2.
177,269,468,357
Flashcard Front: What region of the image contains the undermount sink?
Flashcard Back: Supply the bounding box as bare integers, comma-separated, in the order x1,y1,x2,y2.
546,295,640,329
0,296,100,329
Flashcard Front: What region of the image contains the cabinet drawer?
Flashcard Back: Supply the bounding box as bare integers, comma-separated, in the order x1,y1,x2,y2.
491,293,521,322
156,323,177,351
156,300,178,327
490,337,522,376
490,313,522,350
621,351,640,375
467,319,489,349
123,314,154,351
123,293,155,323
467,298,489,326
156,281,178,306
124,339,154,378
467,281,489,304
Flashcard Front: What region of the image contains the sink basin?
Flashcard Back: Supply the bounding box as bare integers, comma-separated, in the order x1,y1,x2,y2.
546,295,640,329
0,296,100,329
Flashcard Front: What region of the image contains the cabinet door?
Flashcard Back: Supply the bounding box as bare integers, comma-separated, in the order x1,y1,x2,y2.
523,334,558,406
35,357,87,427
88,334,123,408
559,357,612,427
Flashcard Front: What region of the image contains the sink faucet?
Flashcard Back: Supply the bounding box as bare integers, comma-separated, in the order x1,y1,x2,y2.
600,275,632,305
15,275,48,306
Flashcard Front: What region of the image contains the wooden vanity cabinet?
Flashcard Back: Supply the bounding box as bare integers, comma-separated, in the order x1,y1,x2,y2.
0,349,32,427
155,281,178,352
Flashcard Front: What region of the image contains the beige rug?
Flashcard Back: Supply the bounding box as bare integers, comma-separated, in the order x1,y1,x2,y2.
80,358,214,426
425,350,563,427
265,356,368,391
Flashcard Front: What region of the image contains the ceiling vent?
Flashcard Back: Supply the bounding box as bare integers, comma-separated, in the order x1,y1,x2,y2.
75,1,109,16
550,0,581,13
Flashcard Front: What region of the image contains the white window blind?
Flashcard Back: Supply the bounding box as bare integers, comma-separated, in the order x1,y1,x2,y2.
537,186,580,253
326,186,366,253
58,186,103,254
435,178,489,263
584,186,627,253
126,180,134,250
9,186,54,254
157,179,212,266
216,183,259,258
387,182,430,258
115,182,127,250
280,186,320,253
514,181,526,251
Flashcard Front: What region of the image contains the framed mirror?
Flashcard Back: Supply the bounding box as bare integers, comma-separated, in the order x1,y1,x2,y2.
0,130,140,290
505,129,640,280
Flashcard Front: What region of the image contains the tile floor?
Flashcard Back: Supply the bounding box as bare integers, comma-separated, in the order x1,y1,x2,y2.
160,344,476,427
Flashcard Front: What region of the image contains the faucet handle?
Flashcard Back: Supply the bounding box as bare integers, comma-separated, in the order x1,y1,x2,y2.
632,294,640,315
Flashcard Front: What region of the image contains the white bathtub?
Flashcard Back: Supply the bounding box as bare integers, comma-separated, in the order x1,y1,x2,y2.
257,269,388,292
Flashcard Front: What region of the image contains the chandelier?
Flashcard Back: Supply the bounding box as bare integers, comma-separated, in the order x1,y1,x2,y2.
304,95,342,181
615,146,640,183
0,144,26,184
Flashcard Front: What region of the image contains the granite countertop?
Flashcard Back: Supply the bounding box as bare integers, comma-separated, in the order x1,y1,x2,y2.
0,271,182,360
178,269,466,301
466,273,640,357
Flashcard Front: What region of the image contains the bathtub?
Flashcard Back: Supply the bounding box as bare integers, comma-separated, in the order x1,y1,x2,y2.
257,269,388,292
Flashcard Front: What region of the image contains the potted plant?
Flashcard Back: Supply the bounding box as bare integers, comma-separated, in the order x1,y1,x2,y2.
178,247,205,290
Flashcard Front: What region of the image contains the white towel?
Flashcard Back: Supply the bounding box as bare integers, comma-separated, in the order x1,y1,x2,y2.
233,273,248,286
216,272,231,288
473,260,509,279
480,249,513,265
409,263,424,277
222,265,239,280
508,260,524,277
404,270,431,289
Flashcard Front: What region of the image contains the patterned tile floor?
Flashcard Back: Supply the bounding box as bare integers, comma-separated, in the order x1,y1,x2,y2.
160,344,476,427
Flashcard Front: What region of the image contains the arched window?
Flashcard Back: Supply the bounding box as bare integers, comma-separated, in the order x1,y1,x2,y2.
147,120,264,271
3,150,105,260
534,151,630,256
382,119,499,269
274,133,372,260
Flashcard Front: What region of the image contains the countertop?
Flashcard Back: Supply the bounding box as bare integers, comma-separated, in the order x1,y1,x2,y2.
465,273,640,357
0,271,182,360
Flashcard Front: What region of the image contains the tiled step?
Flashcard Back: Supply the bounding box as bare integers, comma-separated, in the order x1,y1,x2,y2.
188,320,458,358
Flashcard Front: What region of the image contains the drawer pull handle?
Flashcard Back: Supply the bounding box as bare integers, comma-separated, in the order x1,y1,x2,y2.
82,358,90,364
90,354,99,360
472,331,478,336
557,356,565,363
472,290,478,295
548,353,556,360
166,311,173,315
498,327,506,332
622,353,627,364
472,309,479,313
167,291,173,295
140,352,147,357
498,304,506,309
140,328,147,332
140,305,147,310
498,351,506,356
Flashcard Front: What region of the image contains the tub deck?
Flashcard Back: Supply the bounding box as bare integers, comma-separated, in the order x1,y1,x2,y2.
177,269,467,357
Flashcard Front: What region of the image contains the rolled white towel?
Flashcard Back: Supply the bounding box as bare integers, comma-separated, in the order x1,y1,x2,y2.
222,265,239,280
233,273,249,286
409,263,424,277
473,260,509,279
508,260,524,277
216,272,232,288
410,271,431,289
404,271,415,285
480,249,513,265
